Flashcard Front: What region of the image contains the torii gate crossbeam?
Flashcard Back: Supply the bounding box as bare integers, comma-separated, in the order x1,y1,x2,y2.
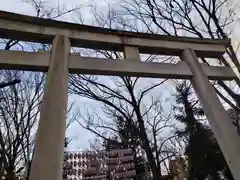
0,10,239,180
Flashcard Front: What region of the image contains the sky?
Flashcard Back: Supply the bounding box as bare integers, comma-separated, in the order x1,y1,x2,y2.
1,0,240,151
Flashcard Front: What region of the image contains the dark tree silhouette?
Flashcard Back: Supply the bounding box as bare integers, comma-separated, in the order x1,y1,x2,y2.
174,81,233,180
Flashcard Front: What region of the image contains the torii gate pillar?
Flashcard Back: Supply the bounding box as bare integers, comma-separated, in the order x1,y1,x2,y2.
181,49,240,180
29,35,70,180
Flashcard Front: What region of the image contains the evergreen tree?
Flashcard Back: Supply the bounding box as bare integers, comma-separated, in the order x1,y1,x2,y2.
174,81,233,180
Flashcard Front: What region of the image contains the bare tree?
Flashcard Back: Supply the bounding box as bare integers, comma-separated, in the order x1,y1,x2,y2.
120,0,240,134
68,4,191,180
69,77,179,180
0,70,44,180
67,1,240,179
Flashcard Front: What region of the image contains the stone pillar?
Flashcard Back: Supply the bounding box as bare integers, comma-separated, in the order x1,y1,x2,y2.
181,49,240,180
29,35,70,180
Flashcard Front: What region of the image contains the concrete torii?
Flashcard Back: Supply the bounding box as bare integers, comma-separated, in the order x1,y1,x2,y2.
0,10,239,180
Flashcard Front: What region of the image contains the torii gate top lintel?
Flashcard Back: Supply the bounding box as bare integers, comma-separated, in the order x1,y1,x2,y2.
0,10,230,58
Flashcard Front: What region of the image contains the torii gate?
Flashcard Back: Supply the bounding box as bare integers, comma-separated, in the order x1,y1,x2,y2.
0,10,239,180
